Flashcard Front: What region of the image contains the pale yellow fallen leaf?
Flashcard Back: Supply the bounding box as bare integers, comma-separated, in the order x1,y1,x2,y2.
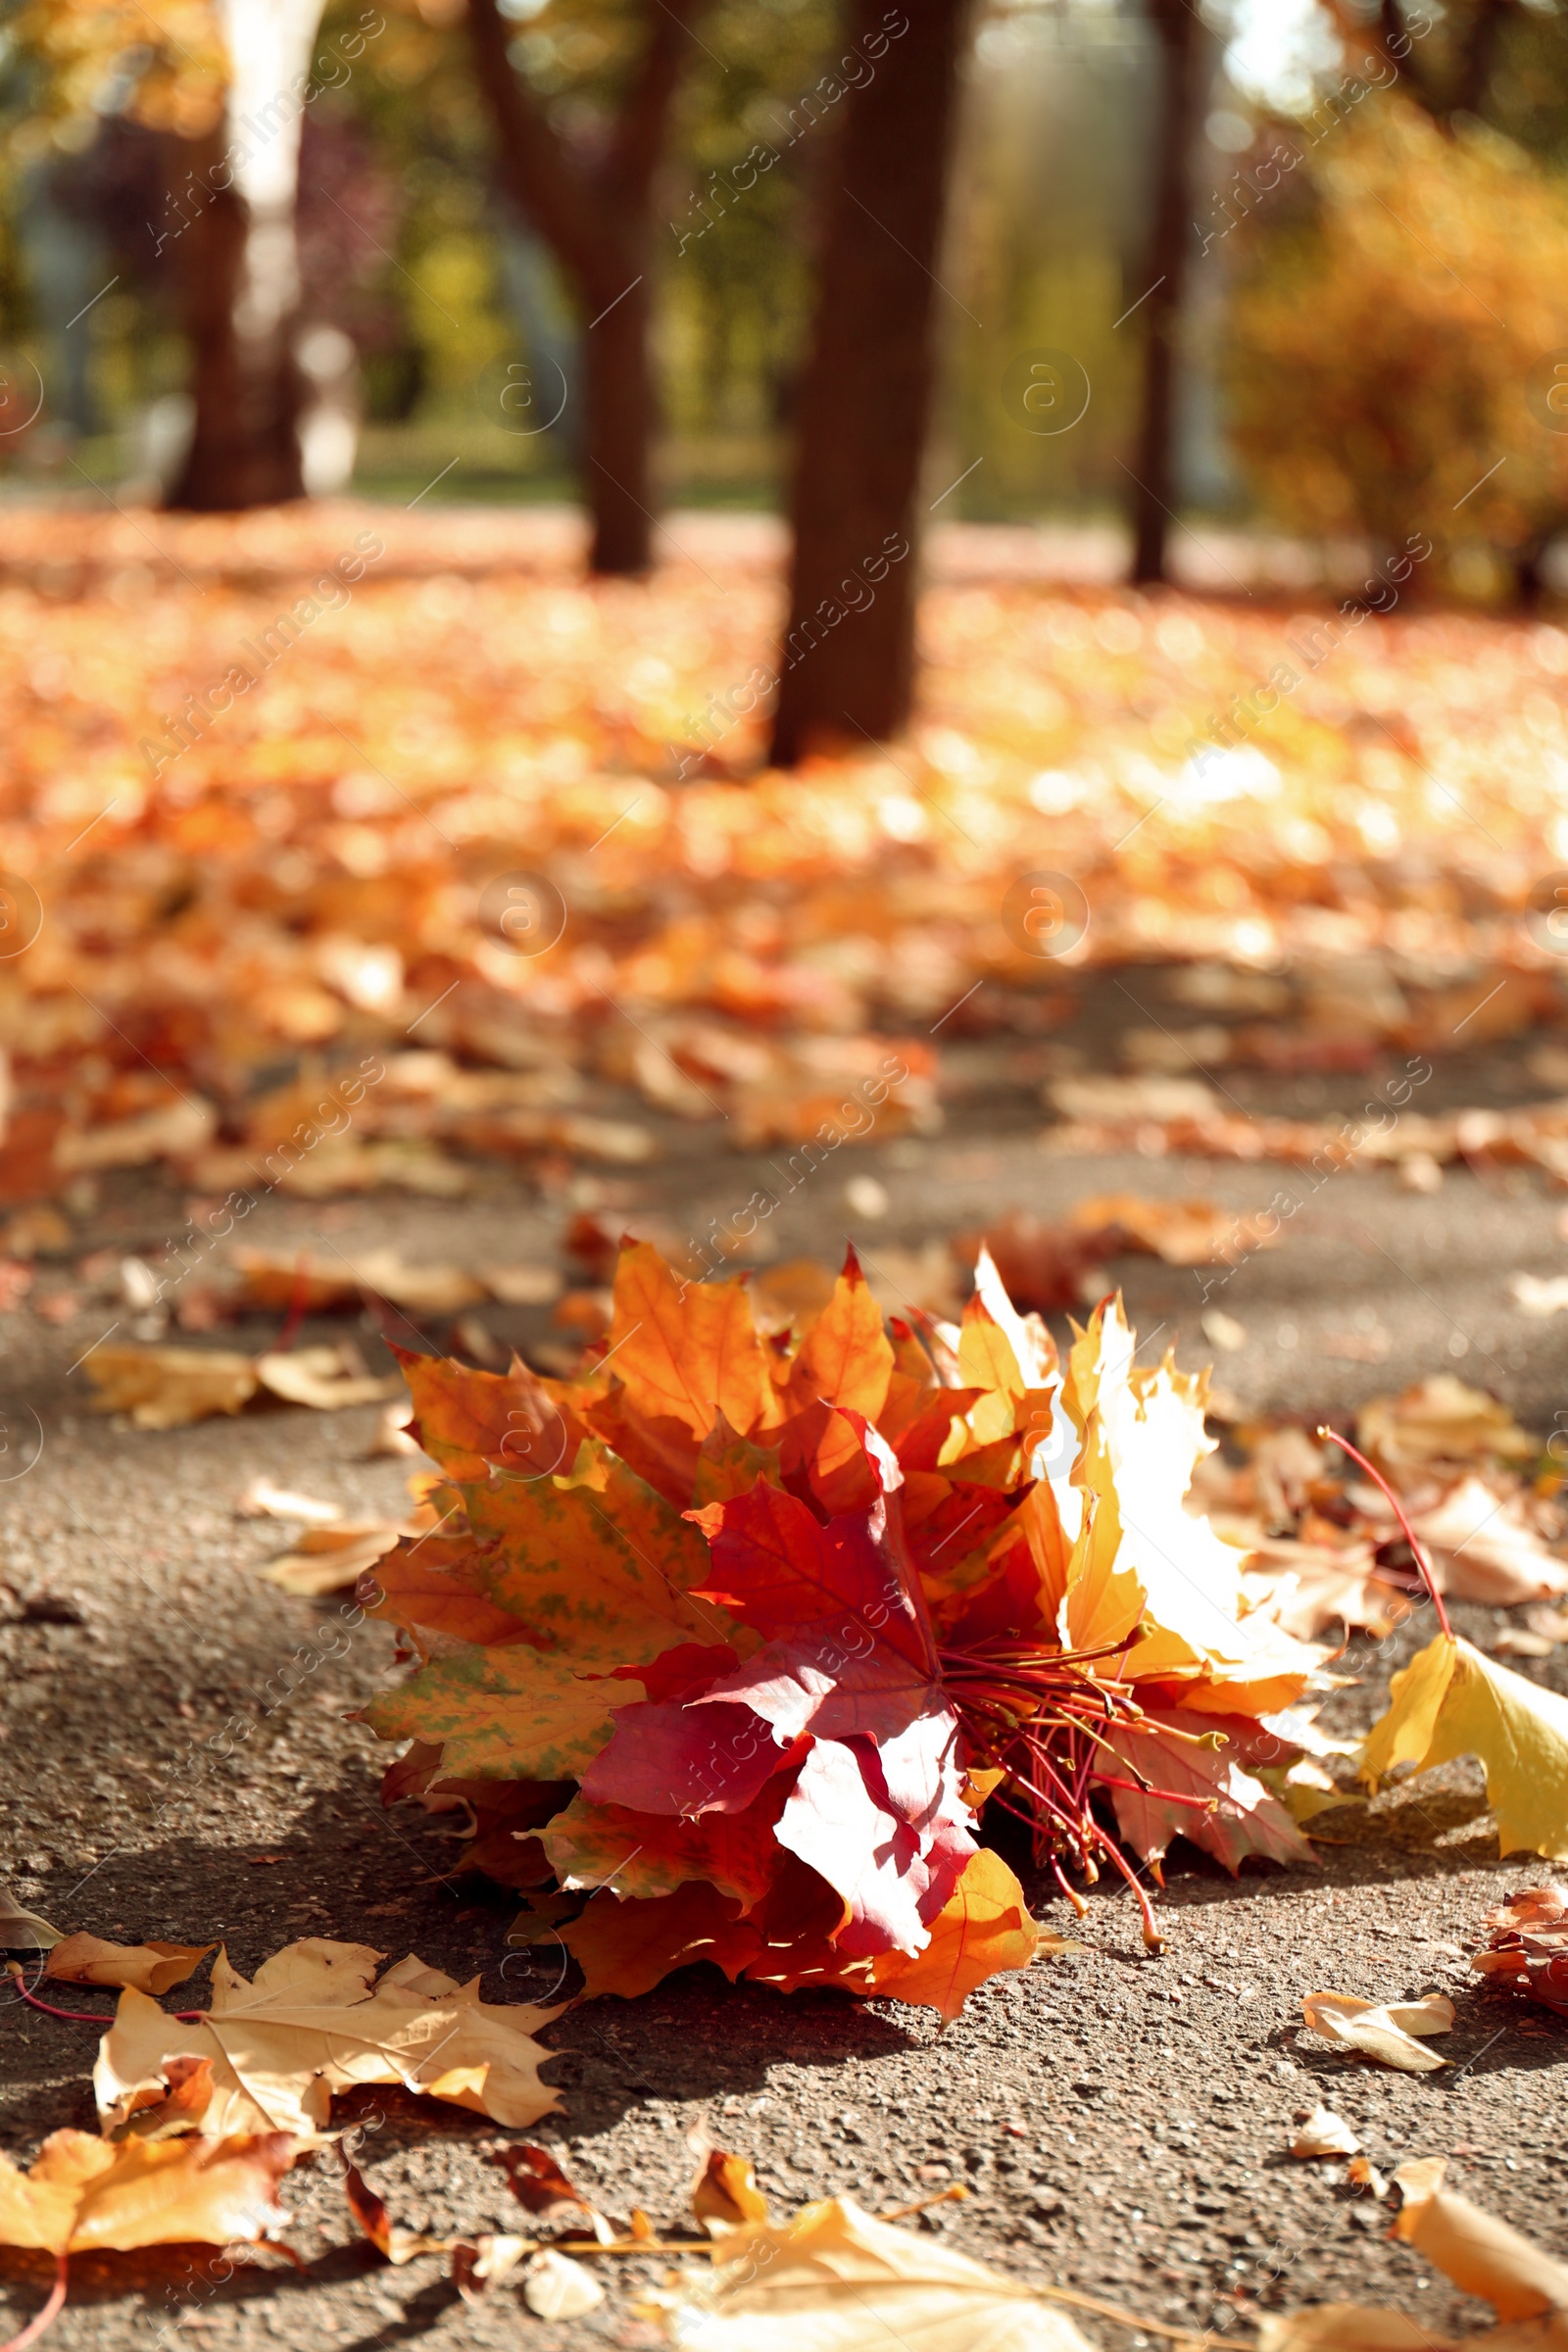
0,2128,294,2253
1048,1073,1220,1123
1411,1478,1568,1608
1300,1989,1453,2072
255,1347,404,1411
257,1522,404,1597
1508,1272,1568,1318
1289,2104,1360,2158
485,1263,563,1306
649,2193,1096,2349
84,1345,258,1430
1394,2157,1568,2321
1258,2162,1568,2346
1357,1377,1536,1472
0,1886,60,1950
524,2246,605,2320
45,1936,214,1997
95,1938,564,2140
237,1479,343,1524
454,2231,533,2302
56,1098,217,1173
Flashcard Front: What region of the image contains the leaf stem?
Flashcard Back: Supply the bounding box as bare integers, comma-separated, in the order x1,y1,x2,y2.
1029,2276,1217,2347
0,2253,68,2352
1317,1426,1453,1639
2,1966,115,2026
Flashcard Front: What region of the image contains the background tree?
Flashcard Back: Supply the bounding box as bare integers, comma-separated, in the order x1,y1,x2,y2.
3,0,357,510
1223,94,1568,601
1353,0,1522,123
466,0,710,574
1127,0,1207,586
166,0,335,510
770,0,973,765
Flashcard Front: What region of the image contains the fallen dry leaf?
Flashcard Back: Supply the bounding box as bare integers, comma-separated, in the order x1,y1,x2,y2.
1411,1477,1568,1608
486,1264,564,1307
0,1887,60,1952
1393,2154,1568,2319
1258,2158,1568,2345
1470,1883,1568,2018
257,1522,406,1598
1299,1989,1454,2072
237,1479,343,1524
647,2193,1095,2349
233,1246,488,1318
452,2231,532,2302
1360,1631,1568,1861
55,1097,217,1174
1289,2104,1360,2158
1068,1191,1279,1268
1243,1536,1409,1642
341,2150,453,2265
1510,1271,1568,1317
254,1347,404,1412
1048,1073,1221,1125
1490,1603,1568,1658
1346,2156,1388,2199
44,1936,214,1997
491,2141,602,2229
0,2128,295,2254
690,2141,770,2234
523,2245,606,2320
83,1340,401,1428
95,1937,565,2140
1357,1378,1537,1475
83,1344,258,1430
3,515,1568,1217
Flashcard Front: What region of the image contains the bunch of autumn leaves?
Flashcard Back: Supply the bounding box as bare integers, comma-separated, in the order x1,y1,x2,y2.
363,1244,1328,2008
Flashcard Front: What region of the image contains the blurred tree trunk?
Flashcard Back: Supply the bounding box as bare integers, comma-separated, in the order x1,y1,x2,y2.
166,0,326,511
1127,0,1204,586
167,130,307,511
770,0,972,766
468,0,704,575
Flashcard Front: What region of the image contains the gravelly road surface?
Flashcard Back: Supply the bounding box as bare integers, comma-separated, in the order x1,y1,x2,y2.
3,1024,1566,2348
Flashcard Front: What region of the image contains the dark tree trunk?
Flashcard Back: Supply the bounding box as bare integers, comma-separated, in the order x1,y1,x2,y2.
468,0,702,576
583,272,656,575
165,132,306,511
1127,0,1204,587
770,0,972,766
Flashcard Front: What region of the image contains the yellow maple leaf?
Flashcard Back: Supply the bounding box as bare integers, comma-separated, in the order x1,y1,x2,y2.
1359,1632,1568,1861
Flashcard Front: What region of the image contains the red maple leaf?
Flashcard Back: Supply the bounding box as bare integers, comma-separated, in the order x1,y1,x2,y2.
581,1416,976,1957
